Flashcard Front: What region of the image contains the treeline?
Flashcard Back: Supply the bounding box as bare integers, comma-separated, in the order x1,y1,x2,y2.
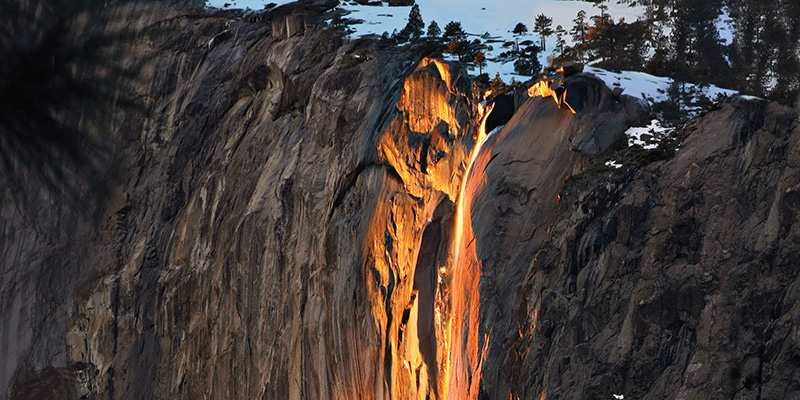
381,6,498,79
556,0,800,104
375,1,799,104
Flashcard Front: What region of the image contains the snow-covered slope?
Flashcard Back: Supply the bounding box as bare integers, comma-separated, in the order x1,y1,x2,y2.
206,0,646,76
341,0,648,82
204,0,739,108
586,66,737,107
206,0,294,11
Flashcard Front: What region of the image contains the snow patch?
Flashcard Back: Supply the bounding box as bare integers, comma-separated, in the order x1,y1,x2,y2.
625,119,674,150
342,3,413,39
716,7,734,45
206,0,294,11
605,160,622,169
738,94,767,102
586,66,737,108
612,395,624,400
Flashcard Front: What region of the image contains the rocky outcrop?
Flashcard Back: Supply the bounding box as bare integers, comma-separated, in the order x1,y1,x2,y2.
0,4,485,400
472,97,800,399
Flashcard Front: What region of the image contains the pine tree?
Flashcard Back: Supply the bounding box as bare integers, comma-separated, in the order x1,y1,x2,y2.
585,5,616,63
403,4,424,39
445,37,475,63
668,0,728,86
513,22,528,36
474,51,486,74
512,22,528,52
427,20,441,38
490,73,508,95
594,0,609,22
570,10,589,62
443,21,466,39
514,44,541,76
555,24,567,58
533,14,554,51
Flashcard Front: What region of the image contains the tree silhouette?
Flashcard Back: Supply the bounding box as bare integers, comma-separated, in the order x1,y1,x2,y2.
403,4,424,39
555,25,567,58
443,21,466,39
533,14,554,51
514,44,541,76
474,51,486,74
427,20,441,37
570,10,589,62
490,73,509,95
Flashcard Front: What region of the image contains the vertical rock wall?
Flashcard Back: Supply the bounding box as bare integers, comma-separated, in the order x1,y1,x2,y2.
0,6,487,399
472,94,800,399
4,4,798,400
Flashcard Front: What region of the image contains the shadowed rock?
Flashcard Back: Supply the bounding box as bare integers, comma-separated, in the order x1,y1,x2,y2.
555,72,648,157
561,62,584,77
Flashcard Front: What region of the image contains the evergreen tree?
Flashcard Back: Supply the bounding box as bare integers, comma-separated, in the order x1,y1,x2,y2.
594,0,609,22
404,4,424,39
445,37,481,63
533,14,554,51
490,73,508,95
772,0,800,103
445,37,465,61
570,10,589,62
514,44,541,76
427,20,441,38
512,22,528,52
595,19,650,71
513,22,528,36
771,29,800,103
393,28,409,43
585,12,614,63
443,21,466,39
668,0,729,86
555,24,567,59
474,51,486,74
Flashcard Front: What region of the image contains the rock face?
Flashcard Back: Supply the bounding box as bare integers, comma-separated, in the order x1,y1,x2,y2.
2,4,800,400
472,97,800,399
0,5,484,400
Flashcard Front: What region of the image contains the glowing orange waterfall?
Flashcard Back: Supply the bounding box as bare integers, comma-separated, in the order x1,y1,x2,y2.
437,80,564,400
440,102,495,400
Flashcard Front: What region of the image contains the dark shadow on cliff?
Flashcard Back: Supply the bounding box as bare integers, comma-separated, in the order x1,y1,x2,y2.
0,0,168,219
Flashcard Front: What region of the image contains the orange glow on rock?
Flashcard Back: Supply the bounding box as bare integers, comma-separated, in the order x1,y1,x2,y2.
527,78,576,114
440,102,495,400
527,80,560,104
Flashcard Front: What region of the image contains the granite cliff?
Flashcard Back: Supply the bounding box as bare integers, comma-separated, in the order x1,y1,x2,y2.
1,3,799,400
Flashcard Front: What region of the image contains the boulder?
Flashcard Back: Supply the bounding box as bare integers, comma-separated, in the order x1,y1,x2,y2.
553,73,648,157
561,62,584,77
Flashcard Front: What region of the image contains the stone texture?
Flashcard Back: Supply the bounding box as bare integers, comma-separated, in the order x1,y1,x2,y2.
0,4,483,399
2,3,800,400
472,97,800,400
